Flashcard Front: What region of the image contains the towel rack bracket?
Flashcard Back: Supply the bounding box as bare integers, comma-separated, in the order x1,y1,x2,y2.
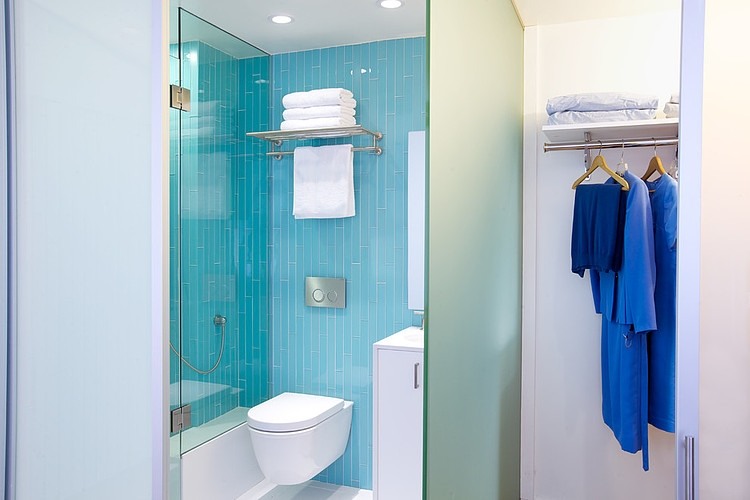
247,125,384,161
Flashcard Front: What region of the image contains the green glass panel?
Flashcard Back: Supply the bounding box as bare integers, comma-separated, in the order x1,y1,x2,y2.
425,1,524,498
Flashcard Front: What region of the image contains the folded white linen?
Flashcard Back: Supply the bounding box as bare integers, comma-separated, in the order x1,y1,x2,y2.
282,88,354,109
547,109,657,126
282,104,356,121
280,116,356,130
669,93,680,104
663,102,680,118
293,145,355,219
546,92,659,115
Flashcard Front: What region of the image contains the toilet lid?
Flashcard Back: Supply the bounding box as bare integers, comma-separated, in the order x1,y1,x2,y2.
246,392,345,432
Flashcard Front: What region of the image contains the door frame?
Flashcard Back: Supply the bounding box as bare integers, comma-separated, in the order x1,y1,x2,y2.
674,0,705,497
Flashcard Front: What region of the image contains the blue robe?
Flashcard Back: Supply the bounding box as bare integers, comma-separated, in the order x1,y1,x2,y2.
590,170,656,470
646,174,678,432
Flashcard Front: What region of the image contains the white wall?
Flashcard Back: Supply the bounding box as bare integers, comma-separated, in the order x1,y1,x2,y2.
698,0,750,497
522,12,681,499
11,0,166,498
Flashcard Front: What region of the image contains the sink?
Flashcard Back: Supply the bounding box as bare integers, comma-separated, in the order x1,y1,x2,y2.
401,328,423,344
374,326,424,351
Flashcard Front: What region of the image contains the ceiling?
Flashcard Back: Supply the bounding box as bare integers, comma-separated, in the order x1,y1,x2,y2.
171,0,427,55
170,0,681,57
512,0,680,27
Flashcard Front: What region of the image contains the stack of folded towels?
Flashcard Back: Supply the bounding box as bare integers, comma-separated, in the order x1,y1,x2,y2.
546,92,659,125
663,94,679,118
280,88,357,131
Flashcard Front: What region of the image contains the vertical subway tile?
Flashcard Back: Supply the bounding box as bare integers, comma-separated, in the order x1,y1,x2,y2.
260,37,425,490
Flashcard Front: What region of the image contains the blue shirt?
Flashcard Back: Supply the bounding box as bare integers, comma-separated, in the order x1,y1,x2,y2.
646,174,678,432
591,171,657,332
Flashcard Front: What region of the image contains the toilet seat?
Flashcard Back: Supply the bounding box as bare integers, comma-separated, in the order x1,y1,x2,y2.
246,392,344,432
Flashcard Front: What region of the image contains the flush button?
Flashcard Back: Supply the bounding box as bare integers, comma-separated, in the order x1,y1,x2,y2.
305,277,346,309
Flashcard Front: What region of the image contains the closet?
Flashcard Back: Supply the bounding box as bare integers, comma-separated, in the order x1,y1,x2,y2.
520,8,684,500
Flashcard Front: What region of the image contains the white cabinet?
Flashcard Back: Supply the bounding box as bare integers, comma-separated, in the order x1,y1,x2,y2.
373,327,424,500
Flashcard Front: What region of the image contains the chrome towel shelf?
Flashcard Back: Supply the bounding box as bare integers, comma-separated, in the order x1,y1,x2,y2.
246,125,383,160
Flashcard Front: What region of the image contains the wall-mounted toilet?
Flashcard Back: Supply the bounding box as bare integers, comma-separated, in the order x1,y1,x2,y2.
246,392,353,485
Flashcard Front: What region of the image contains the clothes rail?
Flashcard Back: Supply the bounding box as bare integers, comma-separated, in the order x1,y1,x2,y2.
544,137,678,153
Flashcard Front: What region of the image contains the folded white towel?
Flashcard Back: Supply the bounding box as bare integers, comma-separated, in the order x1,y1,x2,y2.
280,116,356,130
670,93,680,104
283,88,355,109
547,109,657,125
546,93,659,115
293,145,355,219
282,104,356,121
663,102,680,118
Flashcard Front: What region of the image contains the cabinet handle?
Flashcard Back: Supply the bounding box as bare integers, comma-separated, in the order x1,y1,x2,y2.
685,435,695,500
414,362,420,389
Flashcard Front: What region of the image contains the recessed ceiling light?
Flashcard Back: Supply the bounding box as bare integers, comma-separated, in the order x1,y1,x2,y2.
379,0,403,9
269,15,293,24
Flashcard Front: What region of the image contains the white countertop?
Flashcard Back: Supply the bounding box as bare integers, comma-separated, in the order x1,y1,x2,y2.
373,326,424,352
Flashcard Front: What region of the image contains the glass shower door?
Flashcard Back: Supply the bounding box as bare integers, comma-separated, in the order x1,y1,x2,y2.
169,8,270,498
168,34,183,500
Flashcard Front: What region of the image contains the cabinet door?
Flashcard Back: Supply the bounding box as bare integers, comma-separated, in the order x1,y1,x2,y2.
377,349,423,500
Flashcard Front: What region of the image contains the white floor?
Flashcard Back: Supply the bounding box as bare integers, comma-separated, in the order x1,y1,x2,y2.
238,480,372,500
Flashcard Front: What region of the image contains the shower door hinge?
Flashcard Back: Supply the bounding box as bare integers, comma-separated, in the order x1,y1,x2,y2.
171,404,192,433
170,85,191,112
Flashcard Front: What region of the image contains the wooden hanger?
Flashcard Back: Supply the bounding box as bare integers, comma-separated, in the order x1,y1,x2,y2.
572,143,629,190
641,141,667,181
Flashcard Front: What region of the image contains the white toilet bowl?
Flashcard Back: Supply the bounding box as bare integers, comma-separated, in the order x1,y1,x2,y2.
246,392,353,485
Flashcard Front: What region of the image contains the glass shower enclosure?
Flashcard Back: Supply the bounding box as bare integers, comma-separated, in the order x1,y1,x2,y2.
169,8,270,497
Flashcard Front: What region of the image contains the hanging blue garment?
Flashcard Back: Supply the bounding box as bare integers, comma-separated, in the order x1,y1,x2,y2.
590,170,656,471
571,184,626,277
600,320,649,460
646,174,678,433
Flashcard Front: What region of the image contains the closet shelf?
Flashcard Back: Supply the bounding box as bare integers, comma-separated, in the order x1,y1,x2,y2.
246,125,383,160
543,118,678,156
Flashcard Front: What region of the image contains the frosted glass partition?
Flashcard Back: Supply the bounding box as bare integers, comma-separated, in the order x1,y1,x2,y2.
0,2,7,496
425,0,524,498
11,0,161,498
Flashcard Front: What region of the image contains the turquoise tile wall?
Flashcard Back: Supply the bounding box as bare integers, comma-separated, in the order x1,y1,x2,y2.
237,57,271,409
267,37,426,489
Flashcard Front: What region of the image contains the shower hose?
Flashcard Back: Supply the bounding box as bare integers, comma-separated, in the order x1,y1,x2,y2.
169,314,227,375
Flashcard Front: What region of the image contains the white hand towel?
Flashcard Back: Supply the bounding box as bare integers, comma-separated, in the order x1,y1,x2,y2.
546,92,659,114
283,104,356,121
280,116,356,130
293,145,355,219
283,88,354,109
663,102,680,118
670,93,680,104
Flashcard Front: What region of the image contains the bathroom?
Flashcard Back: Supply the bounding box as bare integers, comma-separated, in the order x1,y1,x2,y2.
169,1,426,498
5,0,750,499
